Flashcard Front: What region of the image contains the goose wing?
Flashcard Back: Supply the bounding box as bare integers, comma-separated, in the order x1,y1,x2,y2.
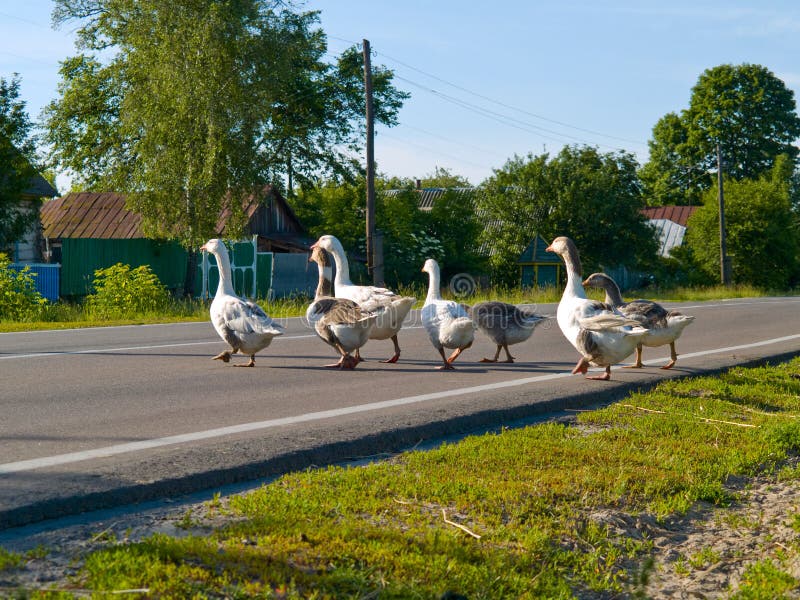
223,297,283,335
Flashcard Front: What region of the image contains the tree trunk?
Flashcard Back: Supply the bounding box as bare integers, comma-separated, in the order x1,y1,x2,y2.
183,249,198,298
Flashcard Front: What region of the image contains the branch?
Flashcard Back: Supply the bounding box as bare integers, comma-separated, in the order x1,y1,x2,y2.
442,509,481,540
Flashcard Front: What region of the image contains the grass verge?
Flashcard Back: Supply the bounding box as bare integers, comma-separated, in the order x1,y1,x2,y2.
5,358,800,598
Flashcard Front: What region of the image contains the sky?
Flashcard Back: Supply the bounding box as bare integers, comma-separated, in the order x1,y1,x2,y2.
2,1,800,190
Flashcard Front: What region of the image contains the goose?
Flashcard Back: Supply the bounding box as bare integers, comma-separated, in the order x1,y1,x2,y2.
469,301,550,363
201,238,284,367
311,235,416,363
306,246,378,369
582,272,695,370
545,236,649,380
421,258,476,370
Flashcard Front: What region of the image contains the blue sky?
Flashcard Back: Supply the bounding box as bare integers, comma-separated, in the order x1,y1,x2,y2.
3,1,800,188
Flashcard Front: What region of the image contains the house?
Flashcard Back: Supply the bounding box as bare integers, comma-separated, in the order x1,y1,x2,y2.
517,235,563,287
39,186,315,297
5,168,58,263
640,205,699,258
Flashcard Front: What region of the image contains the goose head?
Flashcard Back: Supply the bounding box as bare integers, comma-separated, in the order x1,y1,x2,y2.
421,258,439,275
310,234,340,253
582,272,614,289
545,236,582,275
200,238,228,257
308,245,329,267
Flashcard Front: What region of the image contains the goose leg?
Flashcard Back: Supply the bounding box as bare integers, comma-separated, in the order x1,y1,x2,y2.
587,366,612,381
572,357,590,375
480,345,503,363
624,344,644,368
380,335,402,363
436,347,455,370
446,340,472,364
213,350,232,363
325,344,353,368
502,343,515,363
354,348,364,363
234,355,256,367
661,342,678,370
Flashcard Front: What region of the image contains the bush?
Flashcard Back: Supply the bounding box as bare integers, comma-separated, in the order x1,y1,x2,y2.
0,253,47,321
85,263,171,318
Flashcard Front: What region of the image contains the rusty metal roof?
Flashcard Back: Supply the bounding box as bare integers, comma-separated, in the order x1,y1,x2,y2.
41,192,142,239
640,205,698,227
41,187,307,242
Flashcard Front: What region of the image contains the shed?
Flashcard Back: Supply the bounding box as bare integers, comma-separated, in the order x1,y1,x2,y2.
517,235,562,287
40,187,314,297
640,206,699,257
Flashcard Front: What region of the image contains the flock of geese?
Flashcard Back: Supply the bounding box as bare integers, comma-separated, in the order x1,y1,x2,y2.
199,235,695,380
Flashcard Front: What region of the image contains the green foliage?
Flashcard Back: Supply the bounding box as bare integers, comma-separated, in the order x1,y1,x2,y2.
0,74,41,247
0,252,47,321
642,63,800,205
731,560,798,599
0,546,23,571
479,146,658,285
45,1,407,247
85,263,171,318
295,175,483,287
685,160,800,288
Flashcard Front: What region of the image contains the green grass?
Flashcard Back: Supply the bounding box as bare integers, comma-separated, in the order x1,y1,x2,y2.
11,358,797,598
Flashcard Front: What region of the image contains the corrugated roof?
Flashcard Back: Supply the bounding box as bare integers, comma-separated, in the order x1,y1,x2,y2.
640,205,698,227
648,218,687,257
41,192,143,239
41,187,310,248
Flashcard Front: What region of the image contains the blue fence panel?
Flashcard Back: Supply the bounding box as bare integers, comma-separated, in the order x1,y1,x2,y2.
10,263,61,302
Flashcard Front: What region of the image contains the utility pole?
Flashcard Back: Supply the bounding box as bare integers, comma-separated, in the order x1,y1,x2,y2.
717,143,730,285
363,39,376,284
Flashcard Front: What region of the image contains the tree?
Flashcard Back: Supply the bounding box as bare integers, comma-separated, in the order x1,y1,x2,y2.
685,156,799,288
641,64,800,206
44,0,407,295
0,75,40,249
479,146,658,285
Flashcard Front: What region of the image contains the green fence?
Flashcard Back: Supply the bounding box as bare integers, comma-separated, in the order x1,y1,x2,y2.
61,238,188,297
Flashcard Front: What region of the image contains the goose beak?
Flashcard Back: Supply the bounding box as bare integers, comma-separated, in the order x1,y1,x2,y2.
200,243,208,252
310,241,319,250
545,245,554,253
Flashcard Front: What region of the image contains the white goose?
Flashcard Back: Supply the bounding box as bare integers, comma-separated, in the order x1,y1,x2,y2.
421,258,476,370
311,235,416,363
306,246,378,369
201,239,284,367
545,236,649,380
582,272,695,370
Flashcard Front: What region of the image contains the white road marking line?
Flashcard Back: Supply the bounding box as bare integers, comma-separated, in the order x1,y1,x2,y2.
0,326,427,360
2,333,798,475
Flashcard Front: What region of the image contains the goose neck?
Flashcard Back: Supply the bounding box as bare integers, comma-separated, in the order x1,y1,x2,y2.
328,240,353,287
425,267,442,302
213,247,235,296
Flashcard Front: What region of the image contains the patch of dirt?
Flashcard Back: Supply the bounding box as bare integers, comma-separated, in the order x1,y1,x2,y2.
2,474,800,597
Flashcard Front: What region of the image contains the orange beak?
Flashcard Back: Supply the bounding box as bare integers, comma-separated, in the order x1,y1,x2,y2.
545,245,554,252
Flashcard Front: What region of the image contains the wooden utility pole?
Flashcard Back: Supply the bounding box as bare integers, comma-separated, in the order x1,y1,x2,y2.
363,39,376,282
717,143,730,285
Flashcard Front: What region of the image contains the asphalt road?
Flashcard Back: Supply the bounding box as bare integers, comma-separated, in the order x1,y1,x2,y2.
1,297,799,529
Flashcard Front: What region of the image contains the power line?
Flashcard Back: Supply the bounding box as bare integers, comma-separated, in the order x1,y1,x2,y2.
394,75,629,152
324,33,647,148
374,49,648,147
